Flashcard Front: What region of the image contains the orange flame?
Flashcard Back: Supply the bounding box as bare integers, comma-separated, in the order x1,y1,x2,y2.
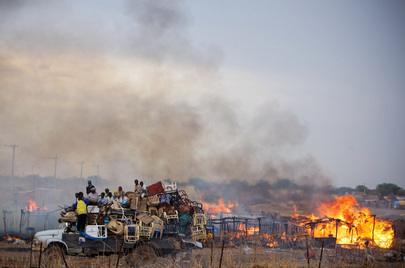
237,224,260,236
3,235,25,243
25,199,48,212
294,195,394,248
200,192,238,216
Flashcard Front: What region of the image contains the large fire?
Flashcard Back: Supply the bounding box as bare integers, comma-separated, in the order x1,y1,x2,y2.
293,195,394,248
200,192,238,216
199,192,394,249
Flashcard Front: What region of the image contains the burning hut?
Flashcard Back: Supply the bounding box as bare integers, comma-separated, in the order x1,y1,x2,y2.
199,193,395,252
291,195,394,249
200,196,308,248
1,188,60,239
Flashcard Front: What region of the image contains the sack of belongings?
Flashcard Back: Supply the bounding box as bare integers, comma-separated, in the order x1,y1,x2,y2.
59,211,77,223
111,200,121,210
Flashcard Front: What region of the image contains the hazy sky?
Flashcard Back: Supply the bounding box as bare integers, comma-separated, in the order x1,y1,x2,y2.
188,1,405,189
0,0,404,189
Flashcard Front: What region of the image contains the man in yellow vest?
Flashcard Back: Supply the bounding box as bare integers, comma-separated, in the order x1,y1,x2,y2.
73,192,90,232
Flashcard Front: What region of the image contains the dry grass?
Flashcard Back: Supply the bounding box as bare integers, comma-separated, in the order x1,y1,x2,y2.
0,241,404,268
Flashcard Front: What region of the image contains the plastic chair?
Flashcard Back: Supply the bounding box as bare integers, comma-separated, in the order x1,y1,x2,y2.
138,219,153,239
148,206,158,216
124,224,139,243
191,225,206,241
151,215,164,239
160,194,171,203
193,213,207,226
163,210,179,222
164,182,177,191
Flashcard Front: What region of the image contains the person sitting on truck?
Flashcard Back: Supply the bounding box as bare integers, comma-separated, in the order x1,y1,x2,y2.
87,187,98,201
113,190,119,202
72,192,90,232
117,186,125,197
106,192,114,205
104,188,111,197
134,179,142,196
98,192,108,206
140,181,148,198
86,180,94,195
114,186,125,203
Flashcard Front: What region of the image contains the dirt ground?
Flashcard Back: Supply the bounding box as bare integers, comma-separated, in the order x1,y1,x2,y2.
0,240,404,268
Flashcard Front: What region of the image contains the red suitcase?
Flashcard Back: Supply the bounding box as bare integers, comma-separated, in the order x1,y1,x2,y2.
147,181,165,196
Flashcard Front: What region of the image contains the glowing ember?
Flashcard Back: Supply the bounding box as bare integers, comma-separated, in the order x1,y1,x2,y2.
3,235,25,244
237,224,259,236
293,195,394,248
227,223,262,240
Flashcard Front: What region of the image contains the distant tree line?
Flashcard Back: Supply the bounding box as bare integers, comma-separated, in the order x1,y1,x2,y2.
269,179,405,197
330,183,405,196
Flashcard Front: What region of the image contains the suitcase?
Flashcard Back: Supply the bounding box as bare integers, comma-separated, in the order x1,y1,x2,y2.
147,181,165,196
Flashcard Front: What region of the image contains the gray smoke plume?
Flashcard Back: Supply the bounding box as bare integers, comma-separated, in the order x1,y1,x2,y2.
0,0,331,230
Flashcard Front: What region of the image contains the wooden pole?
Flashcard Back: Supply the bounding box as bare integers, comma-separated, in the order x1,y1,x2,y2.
3,210,7,234
29,239,33,268
115,241,124,268
372,215,376,244
59,245,69,268
306,237,310,268
245,219,248,243
318,240,324,268
220,213,223,234
38,242,43,268
211,238,214,268
350,227,353,244
335,220,338,239
254,241,257,264
44,212,50,230
219,237,225,268
19,209,24,237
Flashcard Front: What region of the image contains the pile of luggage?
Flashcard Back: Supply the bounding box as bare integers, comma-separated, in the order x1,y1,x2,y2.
59,181,207,243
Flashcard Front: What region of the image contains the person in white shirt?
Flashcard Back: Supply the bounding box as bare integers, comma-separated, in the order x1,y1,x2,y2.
106,192,114,205
98,192,108,206
140,181,148,198
87,187,98,201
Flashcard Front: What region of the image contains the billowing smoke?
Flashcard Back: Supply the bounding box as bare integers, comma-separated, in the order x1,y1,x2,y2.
0,1,330,232
180,177,330,215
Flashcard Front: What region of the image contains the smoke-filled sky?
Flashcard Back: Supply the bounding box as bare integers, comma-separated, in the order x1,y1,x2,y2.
0,0,404,190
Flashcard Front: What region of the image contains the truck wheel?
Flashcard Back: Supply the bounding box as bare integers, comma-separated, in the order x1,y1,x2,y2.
41,244,66,268
125,244,157,267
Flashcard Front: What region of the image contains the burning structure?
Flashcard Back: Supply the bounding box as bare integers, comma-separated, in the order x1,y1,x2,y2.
2,196,59,239
0,175,87,238
200,193,395,251
292,195,394,249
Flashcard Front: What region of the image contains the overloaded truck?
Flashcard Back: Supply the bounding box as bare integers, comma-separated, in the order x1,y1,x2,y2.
32,182,207,266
